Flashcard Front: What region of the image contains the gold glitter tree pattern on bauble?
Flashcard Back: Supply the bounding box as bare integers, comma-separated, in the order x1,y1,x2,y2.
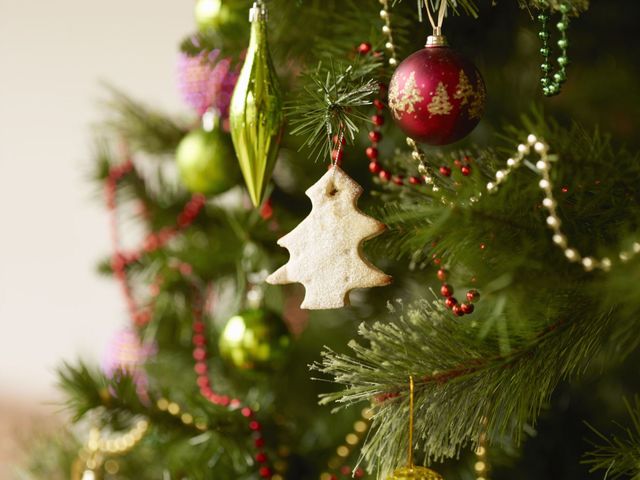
454,70,474,106
389,71,425,118
468,78,486,120
427,82,453,116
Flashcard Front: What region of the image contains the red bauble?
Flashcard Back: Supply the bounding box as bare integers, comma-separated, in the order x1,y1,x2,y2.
388,38,486,145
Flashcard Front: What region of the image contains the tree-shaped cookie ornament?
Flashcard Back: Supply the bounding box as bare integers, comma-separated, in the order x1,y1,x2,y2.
267,165,391,309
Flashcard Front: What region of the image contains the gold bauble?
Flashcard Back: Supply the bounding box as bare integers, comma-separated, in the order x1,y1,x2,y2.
387,466,443,480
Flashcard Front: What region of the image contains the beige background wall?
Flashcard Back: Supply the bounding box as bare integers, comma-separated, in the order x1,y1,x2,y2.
0,0,193,471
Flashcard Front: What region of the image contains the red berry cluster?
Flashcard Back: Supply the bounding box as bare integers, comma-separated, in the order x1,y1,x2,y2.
438,268,480,317
144,193,206,252
106,160,134,208
191,295,274,479
438,156,473,178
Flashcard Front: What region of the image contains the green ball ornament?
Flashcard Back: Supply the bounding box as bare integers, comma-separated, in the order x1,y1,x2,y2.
194,0,243,32
219,309,291,370
176,120,239,195
195,0,226,30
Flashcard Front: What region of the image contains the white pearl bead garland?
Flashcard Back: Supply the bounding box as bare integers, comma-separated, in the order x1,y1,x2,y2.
485,133,636,272
379,0,398,67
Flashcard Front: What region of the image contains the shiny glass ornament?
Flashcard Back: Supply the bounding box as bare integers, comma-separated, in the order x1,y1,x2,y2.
229,1,284,207
176,114,239,195
388,36,486,145
219,309,291,370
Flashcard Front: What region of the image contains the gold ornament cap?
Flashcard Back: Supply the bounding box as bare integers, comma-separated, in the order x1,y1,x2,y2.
425,35,448,47
388,466,444,480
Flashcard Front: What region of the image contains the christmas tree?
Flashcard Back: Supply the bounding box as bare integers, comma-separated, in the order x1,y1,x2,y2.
19,1,640,479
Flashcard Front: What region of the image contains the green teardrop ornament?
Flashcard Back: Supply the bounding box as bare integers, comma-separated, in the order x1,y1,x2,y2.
229,1,284,207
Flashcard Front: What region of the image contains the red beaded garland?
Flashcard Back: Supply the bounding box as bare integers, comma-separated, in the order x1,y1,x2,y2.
439,165,452,177
440,284,454,297
190,290,274,478
357,42,372,55
379,169,392,182
445,297,458,309
372,114,385,126
259,466,273,478
106,159,206,326
105,152,274,479
366,147,379,159
433,255,480,317
256,452,268,463
461,303,475,314
467,289,480,302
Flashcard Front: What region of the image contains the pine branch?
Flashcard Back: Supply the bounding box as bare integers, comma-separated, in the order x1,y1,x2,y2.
101,86,187,155
583,397,640,480
315,298,613,476
288,56,381,163
57,362,238,434
396,0,480,18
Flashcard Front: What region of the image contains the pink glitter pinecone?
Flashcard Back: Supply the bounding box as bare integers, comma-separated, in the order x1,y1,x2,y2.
102,328,156,397
177,50,239,122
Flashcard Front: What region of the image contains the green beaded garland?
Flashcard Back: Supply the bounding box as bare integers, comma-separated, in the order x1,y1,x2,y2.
537,4,571,97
